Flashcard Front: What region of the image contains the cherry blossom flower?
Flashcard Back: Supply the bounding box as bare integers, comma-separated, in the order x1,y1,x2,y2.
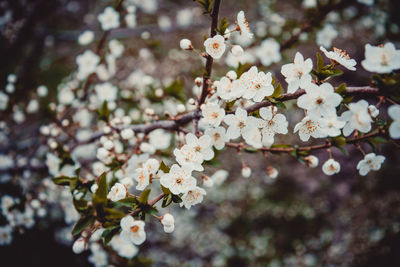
281,52,313,93
78,30,94,46
340,100,372,136
185,133,214,161
322,159,341,176
259,106,288,147
297,83,342,118
161,214,175,233
200,102,225,127
174,145,204,171
356,153,385,176
256,38,281,66
180,186,207,209
241,66,274,102
320,46,357,71
223,107,261,140
180,39,192,50
110,234,138,258
231,45,244,56
160,164,196,194
361,43,400,73
242,125,263,148
204,126,227,150
72,237,87,254
241,165,252,178
236,11,253,39
204,35,226,59
120,216,146,245
316,24,338,48
321,115,346,137
76,50,100,80
216,76,243,101
133,168,150,191
304,155,319,168
107,183,126,201
294,116,327,142
388,105,400,139
98,7,120,31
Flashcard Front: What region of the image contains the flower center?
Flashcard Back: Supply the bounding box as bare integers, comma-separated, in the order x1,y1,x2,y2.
316,97,324,105
212,42,219,49
176,178,183,184
131,225,139,233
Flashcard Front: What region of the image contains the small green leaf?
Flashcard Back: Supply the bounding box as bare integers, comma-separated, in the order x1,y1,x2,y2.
97,101,110,122
217,17,229,35
52,176,78,186
317,52,324,73
162,194,173,208
73,198,89,213
271,83,282,98
161,185,171,195
117,197,138,207
333,136,347,146
336,83,346,94
139,189,151,204
102,226,120,245
171,194,182,203
93,173,108,206
159,161,170,173
72,215,95,236
274,101,287,109
104,208,126,220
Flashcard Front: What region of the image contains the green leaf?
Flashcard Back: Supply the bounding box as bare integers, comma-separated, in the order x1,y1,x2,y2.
117,197,138,207
161,185,171,195
97,101,110,122
333,136,347,146
72,215,95,236
336,83,346,94
274,101,287,109
171,194,182,203
159,161,170,173
102,226,120,246
317,52,324,73
93,173,108,207
73,198,89,213
321,68,343,77
336,146,349,156
342,96,354,103
217,17,229,35
271,83,282,98
139,189,151,204
52,176,78,186
104,208,126,220
162,194,173,208
370,136,388,144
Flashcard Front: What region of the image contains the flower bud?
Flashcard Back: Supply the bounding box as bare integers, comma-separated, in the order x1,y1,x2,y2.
121,128,134,140
180,39,193,50
161,213,175,227
368,105,379,118
231,45,244,57
241,165,252,178
72,237,86,254
266,166,278,179
304,155,319,168
226,70,237,80
195,77,202,87
177,104,186,113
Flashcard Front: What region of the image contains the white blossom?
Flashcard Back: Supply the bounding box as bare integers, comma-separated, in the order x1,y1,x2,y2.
231,45,244,56
322,159,341,175
204,35,226,59
180,186,207,209
304,155,319,168
236,11,253,39
297,83,342,118
72,237,87,254
160,164,196,194
256,38,281,66
78,30,94,45
98,7,120,31
120,216,146,245
356,153,385,176
320,46,357,71
216,77,243,101
340,100,372,136
240,66,274,102
204,126,226,150
76,50,100,80
361,43,400,73
180,39,192,50
241,165,252,178
316,24,338,48
388,105,400,139
321,115,346,137
223,107,261,140
185,133,214,161
107,183,126,201
200,102,225,127
173,145,204,171
281,52,313,93
294,116,327,142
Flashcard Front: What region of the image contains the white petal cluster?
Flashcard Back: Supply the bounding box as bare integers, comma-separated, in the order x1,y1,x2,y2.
161,213,175,233
256,38,281,66
133,158,160,190
361,43,400,73
294,116,326,142
236,11,253,39
320,46,357,71
107,183,127,202
76,50,100,80
204,35,226,59
322,159,341,176
200,102,225,127
281,52,313,93
340,100,372,136
388,105,400,139
160,164,196,194
241,66,274,102
356,153,385,176
180,186,207,209
98,7,120,31
259,106,288,147
204,126,227,150
297,83,342,117
120,216,146,245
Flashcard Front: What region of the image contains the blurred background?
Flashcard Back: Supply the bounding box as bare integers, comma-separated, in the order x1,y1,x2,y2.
1,0,400,266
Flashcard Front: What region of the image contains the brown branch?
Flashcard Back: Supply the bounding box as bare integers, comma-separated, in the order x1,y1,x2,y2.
130,193,165,216
226,130,382,154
